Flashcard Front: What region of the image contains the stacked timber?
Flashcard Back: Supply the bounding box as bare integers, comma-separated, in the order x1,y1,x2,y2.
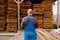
0,0,6,31
33,3,44,14
7,19,17,32
34,16,43,28
43,18,53,29
42,0,52,10
7,0,17,32
20,1,32,23
20,1,32,14
43,11,53,18
0,0,6,4
42,0,53,28
33,3,44,28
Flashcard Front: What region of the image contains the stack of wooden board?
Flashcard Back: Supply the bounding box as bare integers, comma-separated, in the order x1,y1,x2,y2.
38,19,43,28
7,0,17,32
20,1,32,23
6,19,17,32
20,1,32,14
43,11,53,18
43,18,53,29
43,11,53,29
0,0,6,4
34,16,43,28
7,19,17,32
7,0,17,19
42,0,53,29
0,0,6,31
42,0,52,10
33,3,44,28
0,20,6,31
33,4,44,14
42,0,53,17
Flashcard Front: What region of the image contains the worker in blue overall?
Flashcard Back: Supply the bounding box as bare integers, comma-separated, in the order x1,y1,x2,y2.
21,9,38,40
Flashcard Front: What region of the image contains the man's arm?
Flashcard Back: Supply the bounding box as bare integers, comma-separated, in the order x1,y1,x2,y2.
34,19,38,29
32,18,38,29
21,18,27,29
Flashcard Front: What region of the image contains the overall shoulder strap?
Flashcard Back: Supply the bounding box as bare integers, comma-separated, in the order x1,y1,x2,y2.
25,16,38,29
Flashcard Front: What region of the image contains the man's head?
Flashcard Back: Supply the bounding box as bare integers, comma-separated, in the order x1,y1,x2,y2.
27,9,33,16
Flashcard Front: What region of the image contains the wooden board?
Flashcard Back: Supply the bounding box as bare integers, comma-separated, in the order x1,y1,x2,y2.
36,28,58,40
36,29,52,40
50,31,60,40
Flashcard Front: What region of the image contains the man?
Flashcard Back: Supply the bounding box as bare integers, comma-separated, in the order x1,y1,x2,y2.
21,9,38,40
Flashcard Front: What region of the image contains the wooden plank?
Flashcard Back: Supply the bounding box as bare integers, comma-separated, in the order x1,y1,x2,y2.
36,29,52,40
9,33,20,40
50,31,60,40
42,29,57,40
37,32,46,40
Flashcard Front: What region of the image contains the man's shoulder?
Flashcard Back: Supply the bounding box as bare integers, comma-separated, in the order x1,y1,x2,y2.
23,16,28,20
23,16,37,20
23,16,28,19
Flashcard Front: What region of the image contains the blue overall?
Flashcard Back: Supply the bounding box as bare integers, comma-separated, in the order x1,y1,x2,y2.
24,16,37,40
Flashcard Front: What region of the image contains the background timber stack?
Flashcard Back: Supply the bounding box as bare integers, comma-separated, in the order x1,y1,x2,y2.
33,0,53,28
42,0,52,11
7,19,17,32
42,0,54,28
0,0,6,4
20,1,32,14
43,18,53,29
34,15,43,28
0,0,6,31
0,0,55,32
7,0,17,32
33,3,44,28
20,1,32,22
33,3,44,14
